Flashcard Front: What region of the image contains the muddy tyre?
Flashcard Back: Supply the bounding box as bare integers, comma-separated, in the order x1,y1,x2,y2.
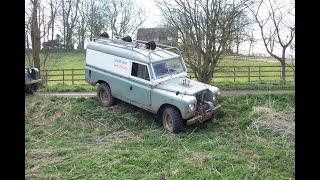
97,83,115,107
25,84,39,94
162,106,183,133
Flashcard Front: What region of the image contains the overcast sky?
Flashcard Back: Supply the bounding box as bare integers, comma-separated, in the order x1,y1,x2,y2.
135,0,294,58
134,0,163,28
25,0,294,58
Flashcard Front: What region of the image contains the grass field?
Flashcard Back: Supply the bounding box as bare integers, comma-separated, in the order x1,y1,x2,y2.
26,52,294,70
25,93,295,179
25,52,86,69
26,52,295,91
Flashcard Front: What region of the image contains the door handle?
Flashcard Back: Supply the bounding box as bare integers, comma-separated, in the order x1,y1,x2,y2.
130,86,132,90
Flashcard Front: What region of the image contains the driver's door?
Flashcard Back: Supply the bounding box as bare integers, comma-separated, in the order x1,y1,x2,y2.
128,61,152,108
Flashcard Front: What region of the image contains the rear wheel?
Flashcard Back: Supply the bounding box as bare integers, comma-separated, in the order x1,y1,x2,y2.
97,83,116,107
162,106,183,133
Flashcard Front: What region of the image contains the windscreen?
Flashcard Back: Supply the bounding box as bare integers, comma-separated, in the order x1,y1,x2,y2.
152,58,185,78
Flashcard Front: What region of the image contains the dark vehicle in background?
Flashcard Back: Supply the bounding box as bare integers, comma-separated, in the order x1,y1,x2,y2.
25,67,42,94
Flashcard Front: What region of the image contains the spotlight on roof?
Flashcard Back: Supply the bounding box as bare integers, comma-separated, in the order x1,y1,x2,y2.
99,32,109,38
145,41,156,50
121,36,132,42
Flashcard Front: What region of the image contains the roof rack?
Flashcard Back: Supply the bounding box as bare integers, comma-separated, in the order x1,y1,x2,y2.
94,37,136,48
92,36,182,63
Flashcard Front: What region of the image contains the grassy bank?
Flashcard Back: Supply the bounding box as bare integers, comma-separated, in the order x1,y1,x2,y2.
25,93,295,179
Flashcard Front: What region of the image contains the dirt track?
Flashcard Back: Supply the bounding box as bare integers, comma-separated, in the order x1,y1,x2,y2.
36,90,294,97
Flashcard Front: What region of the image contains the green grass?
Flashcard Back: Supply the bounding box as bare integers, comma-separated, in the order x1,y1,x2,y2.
25,51,86,69
190,56,295,83
27,51,292,69
218,55,295,66
38,83,96,92
25,93,295,179
52,52,86,69
215,81,295,90
38,81,294,93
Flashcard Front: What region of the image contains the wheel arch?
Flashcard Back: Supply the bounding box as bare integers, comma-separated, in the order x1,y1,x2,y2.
157,103,182,117
97,80,109,86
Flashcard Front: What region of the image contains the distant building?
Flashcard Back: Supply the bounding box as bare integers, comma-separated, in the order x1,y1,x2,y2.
137,27,178,46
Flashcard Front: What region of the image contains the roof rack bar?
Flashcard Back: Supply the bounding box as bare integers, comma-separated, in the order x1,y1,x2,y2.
152,52,164,58
133,40,182,63
91,36,181,64
95,37,180,51
134,39,180,52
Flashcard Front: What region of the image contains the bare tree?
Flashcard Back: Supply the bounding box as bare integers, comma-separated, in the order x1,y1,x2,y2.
102,0,147,38
25,31,33,67
60,0,80,49
224,12,252,55
248,0,295,82
85,0,105,42
232,13,252,54
75,0,89,50
26,0,61,78
289,40,294,60
48,0,62,42
156,0,251,84
248,31,257,55
29,0,41,71
267,28,276,54
25,7,33,66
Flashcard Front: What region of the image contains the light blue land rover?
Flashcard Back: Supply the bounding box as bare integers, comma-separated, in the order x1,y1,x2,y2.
85,36,220,133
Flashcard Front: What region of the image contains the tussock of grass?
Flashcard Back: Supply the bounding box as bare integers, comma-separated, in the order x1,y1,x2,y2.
25,148,68,179
38,83,96,92
251,106,295,136
25,93,295,179
92,130,142,143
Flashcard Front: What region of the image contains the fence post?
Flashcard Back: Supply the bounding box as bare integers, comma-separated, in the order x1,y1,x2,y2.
62,69,65,85
72,68,74,85
233,65,236,82
248,66,250,82
45,71,48,86
280,66,282,80
259,65,261,81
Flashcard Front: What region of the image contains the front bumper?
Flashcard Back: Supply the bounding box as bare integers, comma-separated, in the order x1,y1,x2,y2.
186,105,221,125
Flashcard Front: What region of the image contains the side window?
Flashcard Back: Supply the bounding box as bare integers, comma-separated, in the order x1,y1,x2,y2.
131,62,150,81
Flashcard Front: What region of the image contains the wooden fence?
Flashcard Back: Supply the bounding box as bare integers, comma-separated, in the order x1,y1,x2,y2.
208,65,295,82
41,68,85,86
40,65,295,85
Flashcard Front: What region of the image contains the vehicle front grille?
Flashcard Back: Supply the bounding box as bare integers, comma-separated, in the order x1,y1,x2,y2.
195,90,208,103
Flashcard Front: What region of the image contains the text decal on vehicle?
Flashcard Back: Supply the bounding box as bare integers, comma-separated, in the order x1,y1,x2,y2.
114,59,128,71
86,49,130,77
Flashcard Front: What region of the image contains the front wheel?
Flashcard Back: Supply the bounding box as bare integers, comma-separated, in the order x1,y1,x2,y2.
97,83,116,107
25,84,39,94
162,106,183,133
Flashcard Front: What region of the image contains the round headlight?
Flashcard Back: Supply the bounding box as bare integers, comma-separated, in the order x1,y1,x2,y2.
188,103,195,111
213,92,220,101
